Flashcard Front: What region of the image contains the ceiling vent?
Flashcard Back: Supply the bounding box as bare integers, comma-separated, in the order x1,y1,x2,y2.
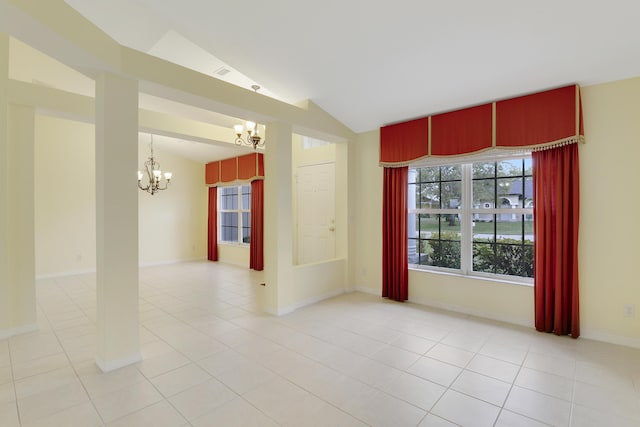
214,67,231,76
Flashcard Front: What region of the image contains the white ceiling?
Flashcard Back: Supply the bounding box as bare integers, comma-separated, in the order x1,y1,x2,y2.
62,0,640,135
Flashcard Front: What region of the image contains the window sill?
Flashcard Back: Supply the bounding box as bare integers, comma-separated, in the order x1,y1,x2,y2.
218,242,250,247
408,265,533,288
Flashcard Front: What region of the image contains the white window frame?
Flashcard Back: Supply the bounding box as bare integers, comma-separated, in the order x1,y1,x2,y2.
409,156,534,285
218,184,251,246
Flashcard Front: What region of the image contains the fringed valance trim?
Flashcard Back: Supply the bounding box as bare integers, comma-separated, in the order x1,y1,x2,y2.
531,136,585,152
380,135,584,168
207,176,265,187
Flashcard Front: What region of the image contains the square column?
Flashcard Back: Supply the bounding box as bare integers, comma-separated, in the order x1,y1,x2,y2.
0,34,38,338
263,121,294,314
95,72,140,371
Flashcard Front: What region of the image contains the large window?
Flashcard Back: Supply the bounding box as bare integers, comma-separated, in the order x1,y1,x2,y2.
408,157,533,280
219,185,251,244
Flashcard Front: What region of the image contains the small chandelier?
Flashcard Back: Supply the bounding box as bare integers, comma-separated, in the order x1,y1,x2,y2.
137,134,172,195
233,85,266,150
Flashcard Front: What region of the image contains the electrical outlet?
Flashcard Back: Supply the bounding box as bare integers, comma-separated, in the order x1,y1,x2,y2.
623,304,635,318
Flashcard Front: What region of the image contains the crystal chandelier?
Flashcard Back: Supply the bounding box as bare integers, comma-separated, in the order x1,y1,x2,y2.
137,135,172,195
233,85,266,150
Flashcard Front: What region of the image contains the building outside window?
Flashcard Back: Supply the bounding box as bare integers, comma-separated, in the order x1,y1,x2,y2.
408,157,533,280
219,185,251,244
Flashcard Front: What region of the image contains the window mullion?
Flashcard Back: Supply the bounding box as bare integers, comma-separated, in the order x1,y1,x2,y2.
460,164,472,274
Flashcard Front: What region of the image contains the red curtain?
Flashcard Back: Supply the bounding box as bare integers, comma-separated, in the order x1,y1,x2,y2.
382,167,408,301
250,180,264,271
533,143,580,337
207,186,218,261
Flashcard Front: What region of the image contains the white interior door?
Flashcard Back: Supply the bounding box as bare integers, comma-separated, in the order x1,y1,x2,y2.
296,163,335,264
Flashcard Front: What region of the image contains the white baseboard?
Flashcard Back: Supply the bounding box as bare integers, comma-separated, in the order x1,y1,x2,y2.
292,288,346,311
408,295,534,329
36,258,208,280
138,257,206,268
0,323,39,340
353,288,640,350
355,286,380,296
580,329,640,349
36,269,96,280
95,352,142,373
272,287,347,316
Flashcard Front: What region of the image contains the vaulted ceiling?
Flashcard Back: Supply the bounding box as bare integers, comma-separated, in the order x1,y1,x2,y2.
63,0,640,134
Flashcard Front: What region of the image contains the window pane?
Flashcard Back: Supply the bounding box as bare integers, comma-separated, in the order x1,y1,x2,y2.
242,212,251,243
524,177,534,208
497,216,522,243
424,240,461,269
417,213,437,238
473,162,495,179
497,159,523,177
473,180,495,209
419,183,440,209
242,185,251,210
441,181,462,209
221,186,238,210
419,167,440,183
473,242,495,274
220,212,238,242
495,244,533,277
440,165,462,181
473,215,495,241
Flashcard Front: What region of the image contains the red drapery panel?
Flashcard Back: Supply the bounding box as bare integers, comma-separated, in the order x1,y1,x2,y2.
250,180,264,271
382,167,408,301
238,153,258,180
431,104,492,156
497,85,579,148
220,158,237,183
207,186,218,262
257,153,264,176
533,144,580,338
380,117,429,165
205,161,220,185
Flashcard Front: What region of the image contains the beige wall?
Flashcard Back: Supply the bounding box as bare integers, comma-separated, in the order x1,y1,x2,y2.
137,139,208,266
579,78,640,345
34,115,208,277
350,77,640,347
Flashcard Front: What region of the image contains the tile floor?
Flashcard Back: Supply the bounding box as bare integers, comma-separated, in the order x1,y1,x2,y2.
1,261,639,426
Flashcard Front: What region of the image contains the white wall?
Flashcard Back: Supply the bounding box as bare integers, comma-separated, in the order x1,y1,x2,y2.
351,77,640,347
34,114,208,277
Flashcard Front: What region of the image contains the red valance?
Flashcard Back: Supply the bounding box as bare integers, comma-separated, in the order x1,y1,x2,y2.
205,153,264,185
379,117,429,165
431,104,492,156
496,85,581,148
380,85,584,166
